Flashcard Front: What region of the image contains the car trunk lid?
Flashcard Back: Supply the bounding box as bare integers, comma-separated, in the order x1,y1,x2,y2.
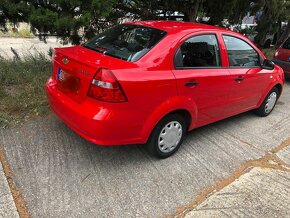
52,46,127,103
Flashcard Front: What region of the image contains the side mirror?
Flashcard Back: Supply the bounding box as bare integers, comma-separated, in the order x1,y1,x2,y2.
262,59,275,70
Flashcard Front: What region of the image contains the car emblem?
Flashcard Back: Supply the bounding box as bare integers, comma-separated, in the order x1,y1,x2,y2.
62,58,69,64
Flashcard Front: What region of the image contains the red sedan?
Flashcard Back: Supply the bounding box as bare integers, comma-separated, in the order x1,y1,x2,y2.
273,37,290,79
46,21,284,158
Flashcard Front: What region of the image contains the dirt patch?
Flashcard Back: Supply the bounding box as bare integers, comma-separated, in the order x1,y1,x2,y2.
271,137,290,153
0,144,30,218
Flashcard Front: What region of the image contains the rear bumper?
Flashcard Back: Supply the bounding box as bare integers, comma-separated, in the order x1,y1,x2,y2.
273,59,290,75
46,77,144,146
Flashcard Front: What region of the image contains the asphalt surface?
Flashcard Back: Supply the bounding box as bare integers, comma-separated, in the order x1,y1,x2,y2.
1,82,290,217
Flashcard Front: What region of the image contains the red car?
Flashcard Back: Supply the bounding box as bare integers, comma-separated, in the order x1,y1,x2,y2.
273,37,290,79
46,21,284,158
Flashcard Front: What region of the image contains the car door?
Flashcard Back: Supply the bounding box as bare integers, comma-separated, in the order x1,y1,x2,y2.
221,34,271,113
171,33,233,126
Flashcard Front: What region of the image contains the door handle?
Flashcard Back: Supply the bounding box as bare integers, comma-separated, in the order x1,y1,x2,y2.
184,81,199,87
235,76,244,82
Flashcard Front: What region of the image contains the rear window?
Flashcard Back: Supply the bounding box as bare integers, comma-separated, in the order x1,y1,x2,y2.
282,37,290,49
83,24,167,62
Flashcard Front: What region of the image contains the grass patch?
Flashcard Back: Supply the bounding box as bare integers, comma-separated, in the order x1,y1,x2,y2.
0,54,51,128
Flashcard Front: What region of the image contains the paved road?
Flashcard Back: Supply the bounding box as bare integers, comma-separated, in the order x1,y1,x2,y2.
1,82,290,217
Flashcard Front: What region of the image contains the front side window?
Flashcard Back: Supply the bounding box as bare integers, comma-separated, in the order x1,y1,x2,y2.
223,35,260,67
174,34,221,68
83,24,167,62
282,37,290,49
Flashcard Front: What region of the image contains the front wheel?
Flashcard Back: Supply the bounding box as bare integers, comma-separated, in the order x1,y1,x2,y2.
146,114,186,158
254,87,279,117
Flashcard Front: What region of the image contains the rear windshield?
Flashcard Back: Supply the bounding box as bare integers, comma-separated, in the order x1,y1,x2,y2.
282,37,290,49
83,24,167,62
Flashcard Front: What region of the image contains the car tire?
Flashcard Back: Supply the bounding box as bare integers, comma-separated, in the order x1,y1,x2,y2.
254,87,279,117
146,114,186,158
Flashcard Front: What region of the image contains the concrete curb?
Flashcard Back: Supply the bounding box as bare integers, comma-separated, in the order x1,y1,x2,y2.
0,161,19,218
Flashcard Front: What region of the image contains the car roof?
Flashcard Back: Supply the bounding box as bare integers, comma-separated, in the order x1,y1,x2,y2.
124,20,228,33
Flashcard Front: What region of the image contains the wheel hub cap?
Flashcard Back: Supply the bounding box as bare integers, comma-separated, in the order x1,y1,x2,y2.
158,121,182,153
265,92,277,113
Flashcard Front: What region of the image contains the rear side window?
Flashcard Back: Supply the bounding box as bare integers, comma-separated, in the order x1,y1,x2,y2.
282,37,290,49
83,24,167,62
174,34,221,68
223,35,260,67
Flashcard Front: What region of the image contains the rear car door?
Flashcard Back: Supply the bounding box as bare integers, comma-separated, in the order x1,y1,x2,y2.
171,33,232,126
221,34,271,113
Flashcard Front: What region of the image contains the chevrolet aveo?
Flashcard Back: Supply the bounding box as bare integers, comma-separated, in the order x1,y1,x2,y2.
46,21,284,158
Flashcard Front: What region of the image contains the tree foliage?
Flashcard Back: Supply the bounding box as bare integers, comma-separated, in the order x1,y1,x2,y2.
253,0,287,47
0,0,30,31
275,0,290,48
28,0,118,44
0,0,289,45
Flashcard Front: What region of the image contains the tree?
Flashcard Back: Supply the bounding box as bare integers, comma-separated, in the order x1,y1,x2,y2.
229,0,251,25
253,0,286,48
0,0,30,31
275,0,290,48
204,0,238,25
162,0,202,22
122,0,162,20
27,0,118,44
162,0,251,25
0,0,287,45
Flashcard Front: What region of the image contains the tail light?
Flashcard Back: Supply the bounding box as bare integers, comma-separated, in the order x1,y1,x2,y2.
88,68,127,103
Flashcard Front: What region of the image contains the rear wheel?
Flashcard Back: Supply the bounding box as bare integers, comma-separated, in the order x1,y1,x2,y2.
254,87,279,117
146,114,186,158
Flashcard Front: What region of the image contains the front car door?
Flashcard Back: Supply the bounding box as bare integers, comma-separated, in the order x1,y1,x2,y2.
221,34,272,113
171,33,233,127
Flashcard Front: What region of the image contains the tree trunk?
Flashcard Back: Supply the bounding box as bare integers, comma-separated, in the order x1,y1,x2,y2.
184,0,200,22
188,11,196,22
275,19,290,49
255,1,272,48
